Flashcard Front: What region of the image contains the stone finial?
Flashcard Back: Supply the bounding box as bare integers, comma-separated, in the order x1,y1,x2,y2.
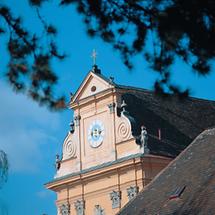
69,121,75,133
109,76,114,83
74,200,85,215
55,154,61,171
74,115,81,127
140,126,149,154
121,100,127,113
94,205,105,215
91,64,101,74
59,203,70,215
110,190,121,209
108,102,116,113
127,186,139,200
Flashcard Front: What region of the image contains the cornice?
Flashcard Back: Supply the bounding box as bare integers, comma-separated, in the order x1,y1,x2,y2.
69,87,116,109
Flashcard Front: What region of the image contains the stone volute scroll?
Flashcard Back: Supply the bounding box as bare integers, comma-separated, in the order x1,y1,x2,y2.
59,203,70,215
74,200,85,215
110,190,121,209
116,100,133,143
127,186,139,200
94,205,105,215
62,133,77,160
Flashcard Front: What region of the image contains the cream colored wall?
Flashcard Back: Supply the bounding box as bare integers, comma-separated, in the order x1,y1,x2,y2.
79,94,116,169
116,138,140,158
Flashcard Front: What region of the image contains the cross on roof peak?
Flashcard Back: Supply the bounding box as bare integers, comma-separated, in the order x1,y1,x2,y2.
91,49,98,65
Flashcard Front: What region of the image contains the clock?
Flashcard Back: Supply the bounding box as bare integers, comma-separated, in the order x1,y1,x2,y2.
88,120,105,148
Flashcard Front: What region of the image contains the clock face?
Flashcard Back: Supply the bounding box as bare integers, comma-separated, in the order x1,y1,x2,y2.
88,120,105,148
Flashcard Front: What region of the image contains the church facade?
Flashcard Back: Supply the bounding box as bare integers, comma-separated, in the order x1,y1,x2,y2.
46,65,214,215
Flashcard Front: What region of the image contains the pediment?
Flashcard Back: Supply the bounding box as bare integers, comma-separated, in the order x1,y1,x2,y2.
72,71,114,102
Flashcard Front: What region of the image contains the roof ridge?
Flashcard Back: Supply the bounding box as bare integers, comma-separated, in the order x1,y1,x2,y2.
117,84,215,103
116,84,152,93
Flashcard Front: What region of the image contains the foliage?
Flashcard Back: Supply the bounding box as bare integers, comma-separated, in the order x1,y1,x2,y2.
0,0,66,110
61,0,215,97
0,150,8,189
1,0,215,106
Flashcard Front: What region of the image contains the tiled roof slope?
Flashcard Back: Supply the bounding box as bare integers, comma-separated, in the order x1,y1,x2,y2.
117,85,215,157
118,128,215,215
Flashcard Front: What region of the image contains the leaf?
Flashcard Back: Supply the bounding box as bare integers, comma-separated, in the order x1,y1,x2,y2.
47,25,57,35
28,0,48,7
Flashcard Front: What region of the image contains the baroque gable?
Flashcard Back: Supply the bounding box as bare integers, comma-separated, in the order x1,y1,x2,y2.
71,67,114,104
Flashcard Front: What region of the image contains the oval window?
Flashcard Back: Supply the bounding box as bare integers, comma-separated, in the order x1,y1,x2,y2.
91,86,96,92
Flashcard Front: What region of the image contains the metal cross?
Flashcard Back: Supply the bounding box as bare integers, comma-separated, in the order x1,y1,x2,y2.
91,49,98,65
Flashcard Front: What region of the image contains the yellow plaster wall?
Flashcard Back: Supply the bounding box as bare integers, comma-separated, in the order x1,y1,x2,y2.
79,94,116,169
53,156,172,215
116,139,140,158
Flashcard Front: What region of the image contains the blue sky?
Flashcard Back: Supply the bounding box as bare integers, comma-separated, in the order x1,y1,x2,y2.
0,1,215,215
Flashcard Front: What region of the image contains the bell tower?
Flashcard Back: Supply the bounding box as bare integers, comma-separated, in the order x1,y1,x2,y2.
46,63,172,215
